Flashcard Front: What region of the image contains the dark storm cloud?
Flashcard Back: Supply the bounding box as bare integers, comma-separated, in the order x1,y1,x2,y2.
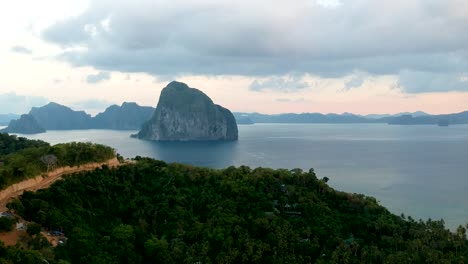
11,46,32,54
86,71,110,83
42,0,468,92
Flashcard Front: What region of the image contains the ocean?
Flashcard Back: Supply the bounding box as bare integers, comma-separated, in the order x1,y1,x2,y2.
11,123,468,230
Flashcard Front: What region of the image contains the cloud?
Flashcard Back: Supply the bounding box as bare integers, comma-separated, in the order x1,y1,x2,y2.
70,98,114,113
316,0,342,8
41,0,468,93
275,97,307,103
398,70,468,93
86,71,110,83
0,92,48,114
250,76,309,92
344,72,368,90
11,45,32,54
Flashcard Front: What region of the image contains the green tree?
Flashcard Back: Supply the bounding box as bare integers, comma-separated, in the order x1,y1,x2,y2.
0,217,15,232
27,222,41,236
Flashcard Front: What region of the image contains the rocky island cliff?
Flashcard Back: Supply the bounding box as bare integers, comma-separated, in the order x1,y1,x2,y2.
1,114,45,134
136,81,238,141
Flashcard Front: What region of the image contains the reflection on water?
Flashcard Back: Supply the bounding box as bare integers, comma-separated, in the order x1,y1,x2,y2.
145,140,239,168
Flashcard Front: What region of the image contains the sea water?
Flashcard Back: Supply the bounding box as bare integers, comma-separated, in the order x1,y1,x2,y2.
14,123,468,229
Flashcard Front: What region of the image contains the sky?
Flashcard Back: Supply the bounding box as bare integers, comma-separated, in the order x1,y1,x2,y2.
1,0,467,115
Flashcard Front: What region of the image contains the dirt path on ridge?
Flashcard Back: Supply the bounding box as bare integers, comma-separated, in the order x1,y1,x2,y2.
0,158,120,211
0,158,123,246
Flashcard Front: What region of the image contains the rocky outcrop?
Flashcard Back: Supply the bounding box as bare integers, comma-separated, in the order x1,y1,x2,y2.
1,114,45,134
137,81,238,141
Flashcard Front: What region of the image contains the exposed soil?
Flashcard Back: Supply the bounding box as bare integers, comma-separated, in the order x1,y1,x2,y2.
0,158,121,246
0,158,120,211
0,229,26,246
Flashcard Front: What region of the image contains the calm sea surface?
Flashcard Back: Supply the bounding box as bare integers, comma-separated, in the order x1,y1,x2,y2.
11,124,468,229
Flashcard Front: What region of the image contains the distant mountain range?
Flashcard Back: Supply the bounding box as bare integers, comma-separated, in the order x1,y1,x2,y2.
92,102,154,130
1,102,468,134
29,102,93,130
234,112,371,124
364,111,429,119
387,112,468,125
234,111,468,126
1,102,155,133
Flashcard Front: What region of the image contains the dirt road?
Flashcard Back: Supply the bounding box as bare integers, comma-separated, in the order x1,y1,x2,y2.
0,158,120,211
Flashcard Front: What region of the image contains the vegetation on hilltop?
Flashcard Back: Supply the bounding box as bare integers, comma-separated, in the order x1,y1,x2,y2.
1,158,466,263
0,133,49,155
0,133,115,189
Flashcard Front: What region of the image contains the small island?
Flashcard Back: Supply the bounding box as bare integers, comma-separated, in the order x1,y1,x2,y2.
136,81,238,141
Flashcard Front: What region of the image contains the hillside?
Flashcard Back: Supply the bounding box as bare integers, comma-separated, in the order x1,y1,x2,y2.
0,158,466,263
0,157,120,212
0,133,116,190
0,133,49,155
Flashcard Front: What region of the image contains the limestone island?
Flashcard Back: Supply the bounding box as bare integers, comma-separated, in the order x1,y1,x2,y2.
1,114,46,134
135,81,238,141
